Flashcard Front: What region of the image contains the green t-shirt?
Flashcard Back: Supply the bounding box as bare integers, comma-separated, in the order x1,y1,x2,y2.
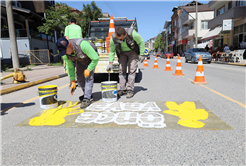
62,40,99,81
109,29,145,62
64,24,82,39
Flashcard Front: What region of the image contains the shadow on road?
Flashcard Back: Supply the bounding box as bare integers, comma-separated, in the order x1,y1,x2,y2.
134,86,147,95
1,102,35,115
94,69,143,83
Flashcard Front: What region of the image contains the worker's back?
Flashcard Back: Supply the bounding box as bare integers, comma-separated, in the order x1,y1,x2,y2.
64,24,82,39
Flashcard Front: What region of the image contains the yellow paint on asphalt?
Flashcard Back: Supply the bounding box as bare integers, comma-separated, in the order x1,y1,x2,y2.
187,78,246,109
164,101,208,128
1,83,70,113
29,101,82,126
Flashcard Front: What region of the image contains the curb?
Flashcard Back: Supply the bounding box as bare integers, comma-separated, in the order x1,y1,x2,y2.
1,73,68,95
211,61,246,66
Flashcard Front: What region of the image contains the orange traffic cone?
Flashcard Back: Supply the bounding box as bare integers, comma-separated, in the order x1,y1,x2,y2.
106,15,115,53
108,14,115,38
143,56,149,67
164,56,172,71
191,55,208,84
173,55,184,76
152,56,159,69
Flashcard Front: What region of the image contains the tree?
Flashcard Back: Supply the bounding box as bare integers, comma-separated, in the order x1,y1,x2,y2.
37,2,73,37
154,34,166,52
79,1,104,38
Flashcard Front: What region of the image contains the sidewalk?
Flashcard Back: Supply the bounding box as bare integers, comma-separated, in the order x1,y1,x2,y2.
175,56,246,66
211,59,246,66
0,65,67,95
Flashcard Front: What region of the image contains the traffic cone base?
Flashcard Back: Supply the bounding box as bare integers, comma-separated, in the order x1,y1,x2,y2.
173,55,184,76
143,57,149,67
192,55,208,84
153,56,159,69
164,56,172,71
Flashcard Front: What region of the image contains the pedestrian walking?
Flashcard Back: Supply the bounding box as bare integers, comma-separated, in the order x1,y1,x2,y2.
106,27,145,98
56,37,99,108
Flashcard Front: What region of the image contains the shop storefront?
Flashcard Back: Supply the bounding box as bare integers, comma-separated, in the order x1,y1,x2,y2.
233,23,246,49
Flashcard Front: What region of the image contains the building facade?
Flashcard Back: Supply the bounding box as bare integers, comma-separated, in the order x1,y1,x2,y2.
1,0,59,64
179,3,214,52
205,1,246,52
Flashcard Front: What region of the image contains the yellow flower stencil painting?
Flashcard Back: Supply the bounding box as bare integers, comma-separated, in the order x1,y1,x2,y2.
29,101,83,126
164,101,208,128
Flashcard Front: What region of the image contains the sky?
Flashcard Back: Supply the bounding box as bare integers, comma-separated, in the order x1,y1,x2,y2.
57,0,209,42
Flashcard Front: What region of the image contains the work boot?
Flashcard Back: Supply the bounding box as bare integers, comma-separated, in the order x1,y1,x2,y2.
126,90,134,98
80,98,91,108
79,95,93,101
117,90,127,96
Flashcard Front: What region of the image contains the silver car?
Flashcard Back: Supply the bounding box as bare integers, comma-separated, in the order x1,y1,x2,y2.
185,48,212,63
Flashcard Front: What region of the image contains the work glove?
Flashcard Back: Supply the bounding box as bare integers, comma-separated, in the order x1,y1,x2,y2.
106,64,113,71
84,69,90,78
70,80,76,95
138,55,145,63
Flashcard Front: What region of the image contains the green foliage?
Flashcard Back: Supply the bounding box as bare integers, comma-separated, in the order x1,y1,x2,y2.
48,62,63,66
79,1,104,37
26,67,32,71
37,2,74,36
154,34,166,52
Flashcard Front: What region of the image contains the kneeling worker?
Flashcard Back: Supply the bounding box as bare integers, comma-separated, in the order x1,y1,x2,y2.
106,27,145,98
56,37,99,108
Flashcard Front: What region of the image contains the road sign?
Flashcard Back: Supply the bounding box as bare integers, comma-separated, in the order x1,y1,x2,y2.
144,48,149,55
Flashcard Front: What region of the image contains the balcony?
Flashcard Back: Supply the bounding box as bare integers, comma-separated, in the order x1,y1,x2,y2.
181,13,194,25
181,29,195,39
208,6,246,28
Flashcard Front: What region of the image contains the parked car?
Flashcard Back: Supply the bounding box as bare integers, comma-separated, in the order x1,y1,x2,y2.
165,52,174,59
185,48,212,63
162,52,173,59
160,52,166,58
156,52,162,57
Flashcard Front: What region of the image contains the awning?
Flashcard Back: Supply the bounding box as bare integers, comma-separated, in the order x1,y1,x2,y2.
201,26,222,41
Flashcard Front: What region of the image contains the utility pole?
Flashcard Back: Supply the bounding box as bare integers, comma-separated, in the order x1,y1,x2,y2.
6,1,20,68
166,30,168,52
158,29,162,52
195,0,198,48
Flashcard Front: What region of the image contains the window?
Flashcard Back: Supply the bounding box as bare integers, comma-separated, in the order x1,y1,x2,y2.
228,1,232,10
236,1,243,6
193,48,207,52
217,6,225,16
201,21,208,29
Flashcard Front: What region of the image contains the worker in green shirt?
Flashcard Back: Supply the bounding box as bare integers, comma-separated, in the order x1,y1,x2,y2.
64,18,82,40
56,37,99,108
106,27,145,98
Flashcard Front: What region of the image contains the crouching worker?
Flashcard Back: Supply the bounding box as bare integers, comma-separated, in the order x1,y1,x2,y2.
56,37,99,108
106,27,145,98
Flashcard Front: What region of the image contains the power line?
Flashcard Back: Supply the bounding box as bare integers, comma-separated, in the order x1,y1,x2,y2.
106,1,117,17
108,1,120,17
103,1,117,17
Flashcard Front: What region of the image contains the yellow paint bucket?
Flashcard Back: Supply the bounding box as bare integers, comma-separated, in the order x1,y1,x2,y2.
101,81,117,102
38,85,58,109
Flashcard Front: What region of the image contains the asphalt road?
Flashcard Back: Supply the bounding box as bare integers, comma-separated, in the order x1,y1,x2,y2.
1,55,245,165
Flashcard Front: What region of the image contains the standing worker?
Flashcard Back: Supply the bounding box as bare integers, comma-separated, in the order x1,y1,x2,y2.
64,18,82,40
106,27,145,98
56,37,99,108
